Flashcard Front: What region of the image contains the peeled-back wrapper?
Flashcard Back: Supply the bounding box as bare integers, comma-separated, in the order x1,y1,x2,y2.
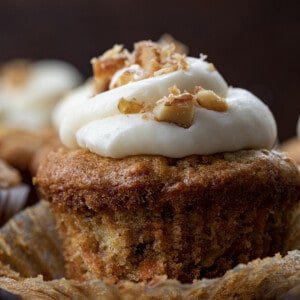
0,201,300,299
0,184,29,226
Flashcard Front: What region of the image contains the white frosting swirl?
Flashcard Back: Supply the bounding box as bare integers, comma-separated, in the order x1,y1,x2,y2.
0,60,82,129
56,57,277,158
53,79,93,130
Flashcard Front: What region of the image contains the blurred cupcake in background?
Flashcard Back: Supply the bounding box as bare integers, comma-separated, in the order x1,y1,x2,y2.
0,159,29,226
30,78,93,175
0,59,82,130
0,59,82,207
0,59,82,172
280,116,300,164
52,78,94,130
0,59,82,173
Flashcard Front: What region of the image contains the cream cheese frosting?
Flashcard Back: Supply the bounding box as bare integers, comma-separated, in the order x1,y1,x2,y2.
0,59,82,130
53,78,93,131
56,55,277,158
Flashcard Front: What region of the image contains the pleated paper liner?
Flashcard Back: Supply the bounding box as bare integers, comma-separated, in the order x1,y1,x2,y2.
0,184,29,226
0,200,300,299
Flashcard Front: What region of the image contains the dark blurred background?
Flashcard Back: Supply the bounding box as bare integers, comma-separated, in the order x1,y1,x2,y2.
0,0,299,142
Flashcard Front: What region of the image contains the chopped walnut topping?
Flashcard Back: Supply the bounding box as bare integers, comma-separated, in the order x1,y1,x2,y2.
91,39,189,94
111,70,136,89
158,34,188,55
118,98,143,114
134,41,161,76
117,85,228,128
1,60,30,88
109,65,146,89
195,89,228,112
168,85,181,96
93,78,108,94
91,45,130,94
101,45,126,59
153,65,177,76
131,41,188,79
153,92,195,128
154,45,188,76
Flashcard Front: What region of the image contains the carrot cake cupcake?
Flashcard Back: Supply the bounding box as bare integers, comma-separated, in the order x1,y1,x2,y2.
0,59,82,172
35,40,300,284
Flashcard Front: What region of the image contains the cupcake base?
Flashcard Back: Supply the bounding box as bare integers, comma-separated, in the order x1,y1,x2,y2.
2,201,300,299
35,148,300,283
53,199,298,283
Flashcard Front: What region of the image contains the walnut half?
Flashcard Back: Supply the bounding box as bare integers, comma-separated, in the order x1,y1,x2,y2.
153,93,194,128
118,98,143,114
117,85,228,129
195,89,228,112
91,45,129,94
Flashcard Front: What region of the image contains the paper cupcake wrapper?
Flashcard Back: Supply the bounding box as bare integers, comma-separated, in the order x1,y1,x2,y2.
0,184,29,226
0,200,300,299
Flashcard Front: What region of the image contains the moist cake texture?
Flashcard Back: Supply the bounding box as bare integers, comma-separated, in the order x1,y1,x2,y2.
35,148,300,283
34,39,300,284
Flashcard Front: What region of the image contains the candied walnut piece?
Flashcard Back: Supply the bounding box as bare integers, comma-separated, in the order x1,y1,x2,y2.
109,65,146,89
118,98,143,114
134,41,161,76
168,85,181,96
133,40,188,78
195,89,228,112
91,45,129,93
93,78,109,94
93,39,189,92
158,33,189,55
111,70,136,88
153,92,194,128
93,78,108,94
152,85,228,128
154,43,188,76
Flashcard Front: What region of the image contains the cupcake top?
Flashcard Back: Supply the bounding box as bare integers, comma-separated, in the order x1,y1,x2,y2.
53,79,94,131
55,40,277,158
0,159,21,189
0,59,82,130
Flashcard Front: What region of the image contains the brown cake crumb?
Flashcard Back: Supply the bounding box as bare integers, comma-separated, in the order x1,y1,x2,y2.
34,148,300,283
